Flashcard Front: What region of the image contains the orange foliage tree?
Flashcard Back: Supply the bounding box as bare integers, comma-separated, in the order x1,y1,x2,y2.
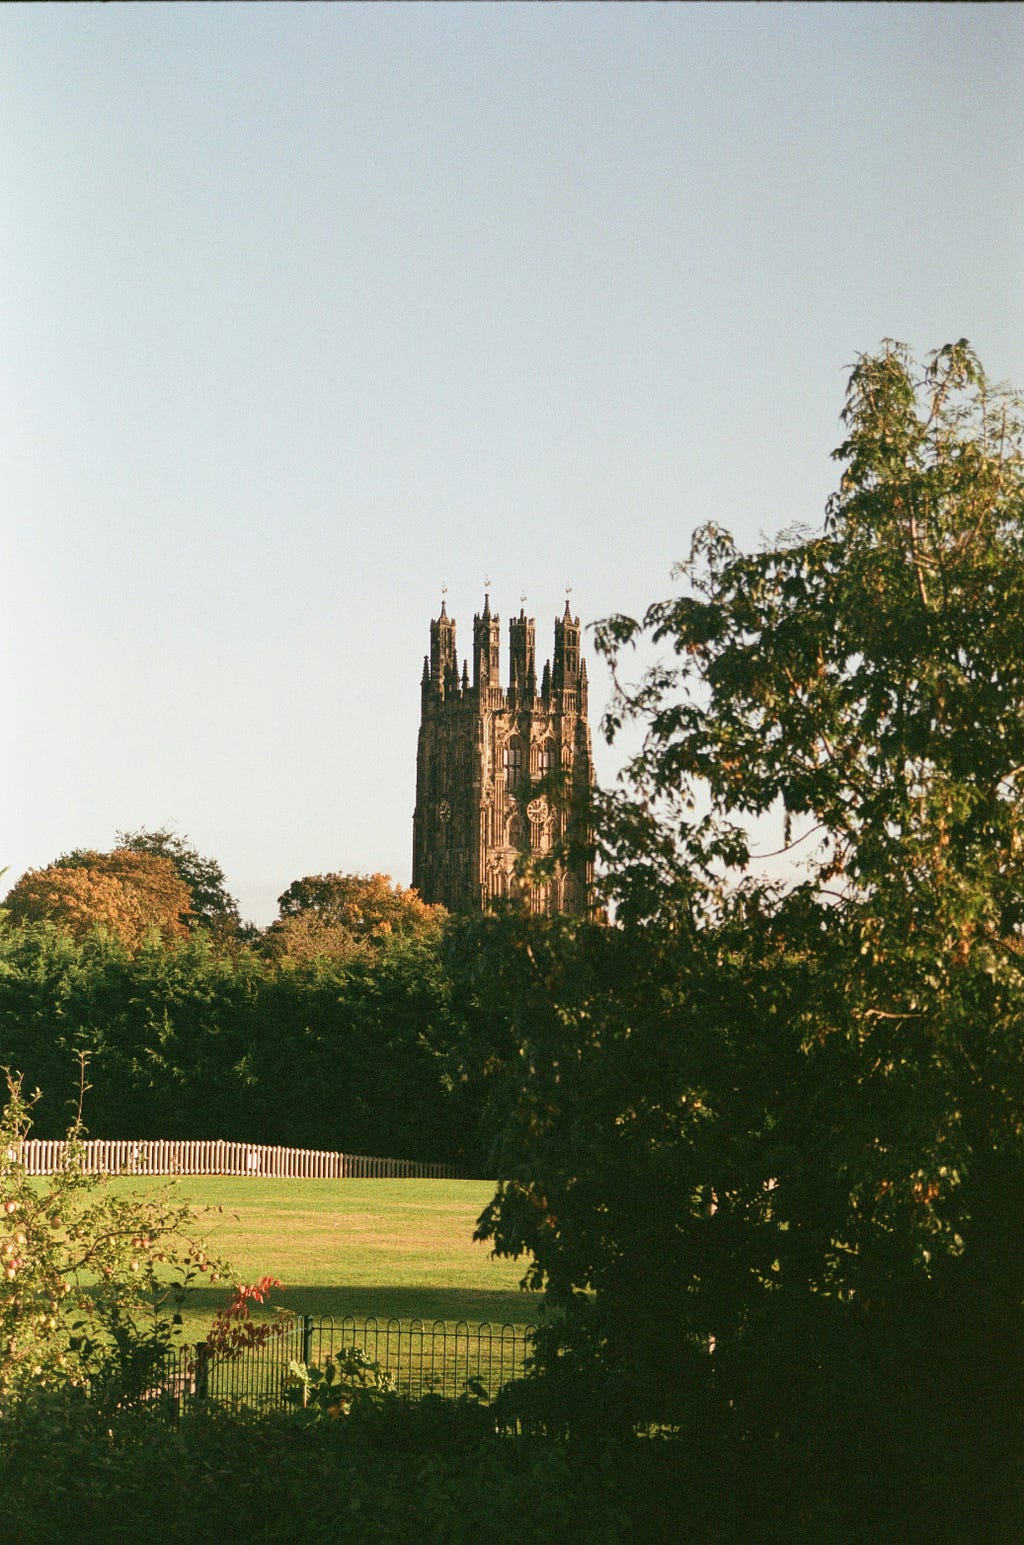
4,849,192,949
265,872,446,961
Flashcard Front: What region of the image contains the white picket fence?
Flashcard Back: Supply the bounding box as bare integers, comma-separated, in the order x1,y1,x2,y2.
12,1138,462,1180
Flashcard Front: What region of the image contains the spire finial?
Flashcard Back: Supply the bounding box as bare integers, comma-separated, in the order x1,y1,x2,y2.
565,583,573,617
440,581,448,617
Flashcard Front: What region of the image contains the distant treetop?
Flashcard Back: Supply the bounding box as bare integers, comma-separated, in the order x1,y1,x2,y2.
4,848,192,950
116,827,242,935
266,871,446,962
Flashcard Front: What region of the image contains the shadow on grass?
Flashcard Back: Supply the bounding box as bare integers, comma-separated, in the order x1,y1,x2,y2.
183,1281,545,1329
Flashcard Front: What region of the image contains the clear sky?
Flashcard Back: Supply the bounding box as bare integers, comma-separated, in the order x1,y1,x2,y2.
3,4,1022,925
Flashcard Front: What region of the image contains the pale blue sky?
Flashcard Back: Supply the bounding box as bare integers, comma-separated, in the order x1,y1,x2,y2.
3,4,1022,924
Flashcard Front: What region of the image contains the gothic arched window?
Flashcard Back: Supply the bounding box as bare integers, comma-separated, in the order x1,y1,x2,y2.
504,740,524,785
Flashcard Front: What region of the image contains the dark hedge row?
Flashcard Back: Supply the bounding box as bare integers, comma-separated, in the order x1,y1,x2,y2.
0,1389,1002,1545
0,922,482,1167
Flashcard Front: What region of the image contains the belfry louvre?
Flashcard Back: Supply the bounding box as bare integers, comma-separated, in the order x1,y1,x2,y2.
412,593,595,915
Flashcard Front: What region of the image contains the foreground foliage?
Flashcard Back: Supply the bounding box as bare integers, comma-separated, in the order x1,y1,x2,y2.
0,1394,639,1545
2,1375,1002,1545
449,343,1024,1533
0,1072,222,1413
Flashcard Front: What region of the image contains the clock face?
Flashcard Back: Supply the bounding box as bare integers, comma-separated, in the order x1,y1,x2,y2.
438,799,451,824
526,797,547,823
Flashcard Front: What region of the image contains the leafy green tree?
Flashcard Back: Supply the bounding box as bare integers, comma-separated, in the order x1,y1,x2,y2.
0,923,135,1134
456,343,1024,1527
241,932,478,1165
592,339,1024,1329
79,931,266,1140
116,827,242,936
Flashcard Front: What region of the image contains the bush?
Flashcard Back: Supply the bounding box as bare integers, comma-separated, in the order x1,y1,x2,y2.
0,1069,224,1413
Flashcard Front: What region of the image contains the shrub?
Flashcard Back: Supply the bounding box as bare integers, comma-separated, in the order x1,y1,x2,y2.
0,1068,225,1413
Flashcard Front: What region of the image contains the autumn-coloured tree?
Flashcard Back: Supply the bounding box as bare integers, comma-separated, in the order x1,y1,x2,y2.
262,911,372,964
265,873,445,961
4,850,191,949
116,827,242,935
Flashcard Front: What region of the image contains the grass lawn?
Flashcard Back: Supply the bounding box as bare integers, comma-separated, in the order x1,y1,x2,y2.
109,1176,542,1339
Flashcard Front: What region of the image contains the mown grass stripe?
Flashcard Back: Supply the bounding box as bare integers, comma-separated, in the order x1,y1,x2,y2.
107,1176,540,1336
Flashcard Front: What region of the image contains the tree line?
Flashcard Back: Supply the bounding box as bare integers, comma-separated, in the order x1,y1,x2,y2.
0,858,479,1166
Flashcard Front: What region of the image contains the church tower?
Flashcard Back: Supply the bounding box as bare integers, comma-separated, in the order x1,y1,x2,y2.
413,592,595,915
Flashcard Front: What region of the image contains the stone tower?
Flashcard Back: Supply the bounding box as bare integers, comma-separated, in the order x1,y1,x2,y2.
413,592,595,914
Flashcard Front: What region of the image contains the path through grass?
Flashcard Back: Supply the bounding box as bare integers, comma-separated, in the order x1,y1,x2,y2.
111,1176,540,1338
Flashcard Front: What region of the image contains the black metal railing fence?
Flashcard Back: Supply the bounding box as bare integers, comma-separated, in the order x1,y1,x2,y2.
158,1314,535,1414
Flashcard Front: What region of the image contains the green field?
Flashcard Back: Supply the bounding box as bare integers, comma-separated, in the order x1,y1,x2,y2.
110,1176,541,1338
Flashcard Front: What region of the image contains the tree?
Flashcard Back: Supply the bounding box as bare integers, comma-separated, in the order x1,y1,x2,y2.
455,343,1024,1529
4,850,191,950
593,339,1024,1320
265,873,445,962
116,827,242,936
599,339,1024,917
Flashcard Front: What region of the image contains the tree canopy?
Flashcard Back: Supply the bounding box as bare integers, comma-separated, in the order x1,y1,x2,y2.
597,338,1024,921
116,827,242,935
4,849,192,949
451,342,1024,1529
266,872,446,962
0,906,476,1166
